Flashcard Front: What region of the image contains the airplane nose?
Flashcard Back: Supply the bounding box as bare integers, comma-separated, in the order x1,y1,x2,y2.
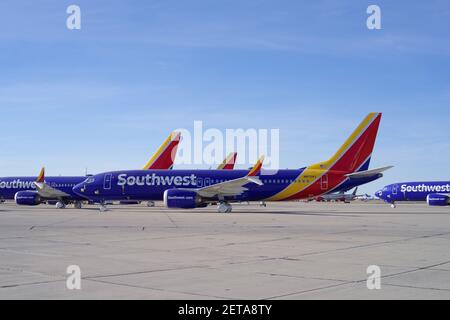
72,183,85,196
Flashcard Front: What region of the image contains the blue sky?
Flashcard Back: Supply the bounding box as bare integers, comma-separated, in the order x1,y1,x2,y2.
0,0,449,194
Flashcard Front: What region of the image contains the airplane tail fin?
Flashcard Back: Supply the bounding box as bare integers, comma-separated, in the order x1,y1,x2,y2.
310,113,382,173
217,152,238,170
142,132,181,170
36,167,45,183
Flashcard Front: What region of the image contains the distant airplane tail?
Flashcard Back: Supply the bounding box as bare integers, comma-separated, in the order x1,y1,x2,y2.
142,132,181,170
217,152,238,170
36,167,45,183
310,113,382,174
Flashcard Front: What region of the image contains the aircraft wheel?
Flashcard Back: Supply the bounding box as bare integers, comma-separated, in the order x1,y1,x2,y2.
56,201,66,209
74,201,82,209
147,201,155,207
218,203,232,214
99,204,108,212
390,203,396,209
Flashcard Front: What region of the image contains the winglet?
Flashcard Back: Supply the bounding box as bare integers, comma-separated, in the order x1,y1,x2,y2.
142,131,181,170
247,155,265,176
217,152,238,170
36,167,45,183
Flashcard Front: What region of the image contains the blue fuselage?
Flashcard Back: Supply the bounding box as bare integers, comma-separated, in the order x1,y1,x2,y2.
376,181,450,203
0,176,87,201
73,169,383,203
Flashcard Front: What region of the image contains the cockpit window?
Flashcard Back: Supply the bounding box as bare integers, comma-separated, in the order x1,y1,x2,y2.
85,177,95,184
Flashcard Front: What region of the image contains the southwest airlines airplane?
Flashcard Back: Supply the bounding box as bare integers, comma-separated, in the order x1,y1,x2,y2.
73,113,391,213
376,182,450,207
0,132,181,208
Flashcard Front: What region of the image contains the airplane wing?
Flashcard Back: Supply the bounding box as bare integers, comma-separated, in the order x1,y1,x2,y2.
190,156,265,199
196,176,263,198
142,132,181,170
33,168,70,199
217,152,238,170
345,166,393,179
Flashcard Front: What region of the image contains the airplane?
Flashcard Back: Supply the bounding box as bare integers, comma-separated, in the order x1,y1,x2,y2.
121,152,239,206
1,132,181,208
73,112,391,213
315,187,361,203
376,182,450,208
355,193,375,201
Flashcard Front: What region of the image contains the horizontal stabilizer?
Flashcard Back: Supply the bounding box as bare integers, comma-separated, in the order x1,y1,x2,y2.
345,166,393,179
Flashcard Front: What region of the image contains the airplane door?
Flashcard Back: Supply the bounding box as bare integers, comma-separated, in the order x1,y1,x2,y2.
104,174,112,190
204,178,211,186
197,178,203,188
392,184,398,195
320,174,329,190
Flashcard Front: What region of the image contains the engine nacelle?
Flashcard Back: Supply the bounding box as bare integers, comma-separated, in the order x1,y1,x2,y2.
163,189,203,209
15,191,41,206
426,193,450,206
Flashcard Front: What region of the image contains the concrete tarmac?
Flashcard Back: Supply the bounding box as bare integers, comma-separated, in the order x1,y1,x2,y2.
0,201,449,300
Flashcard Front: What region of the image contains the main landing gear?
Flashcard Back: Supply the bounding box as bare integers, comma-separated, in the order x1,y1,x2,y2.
259,201,267,207
390,202,396,209
218,202,232,213
147,201,155,207
74,201,82,209
99,203,109,212
56,201,66,209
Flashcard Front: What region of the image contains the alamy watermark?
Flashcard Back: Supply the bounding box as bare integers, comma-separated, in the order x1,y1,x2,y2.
174,121,280,169
366,265,381,290
367,5,382,30
66,5,81,30
66,265,81,290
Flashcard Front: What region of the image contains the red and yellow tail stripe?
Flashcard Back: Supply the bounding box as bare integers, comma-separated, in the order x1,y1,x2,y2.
36,167,45,183
248,155,265,177
267,113,382,201
217,152,238,170
142,132,181,170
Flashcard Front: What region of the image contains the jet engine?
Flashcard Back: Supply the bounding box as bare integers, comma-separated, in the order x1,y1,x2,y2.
15,191,41,206
426,193,450,206
163,189,205,209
